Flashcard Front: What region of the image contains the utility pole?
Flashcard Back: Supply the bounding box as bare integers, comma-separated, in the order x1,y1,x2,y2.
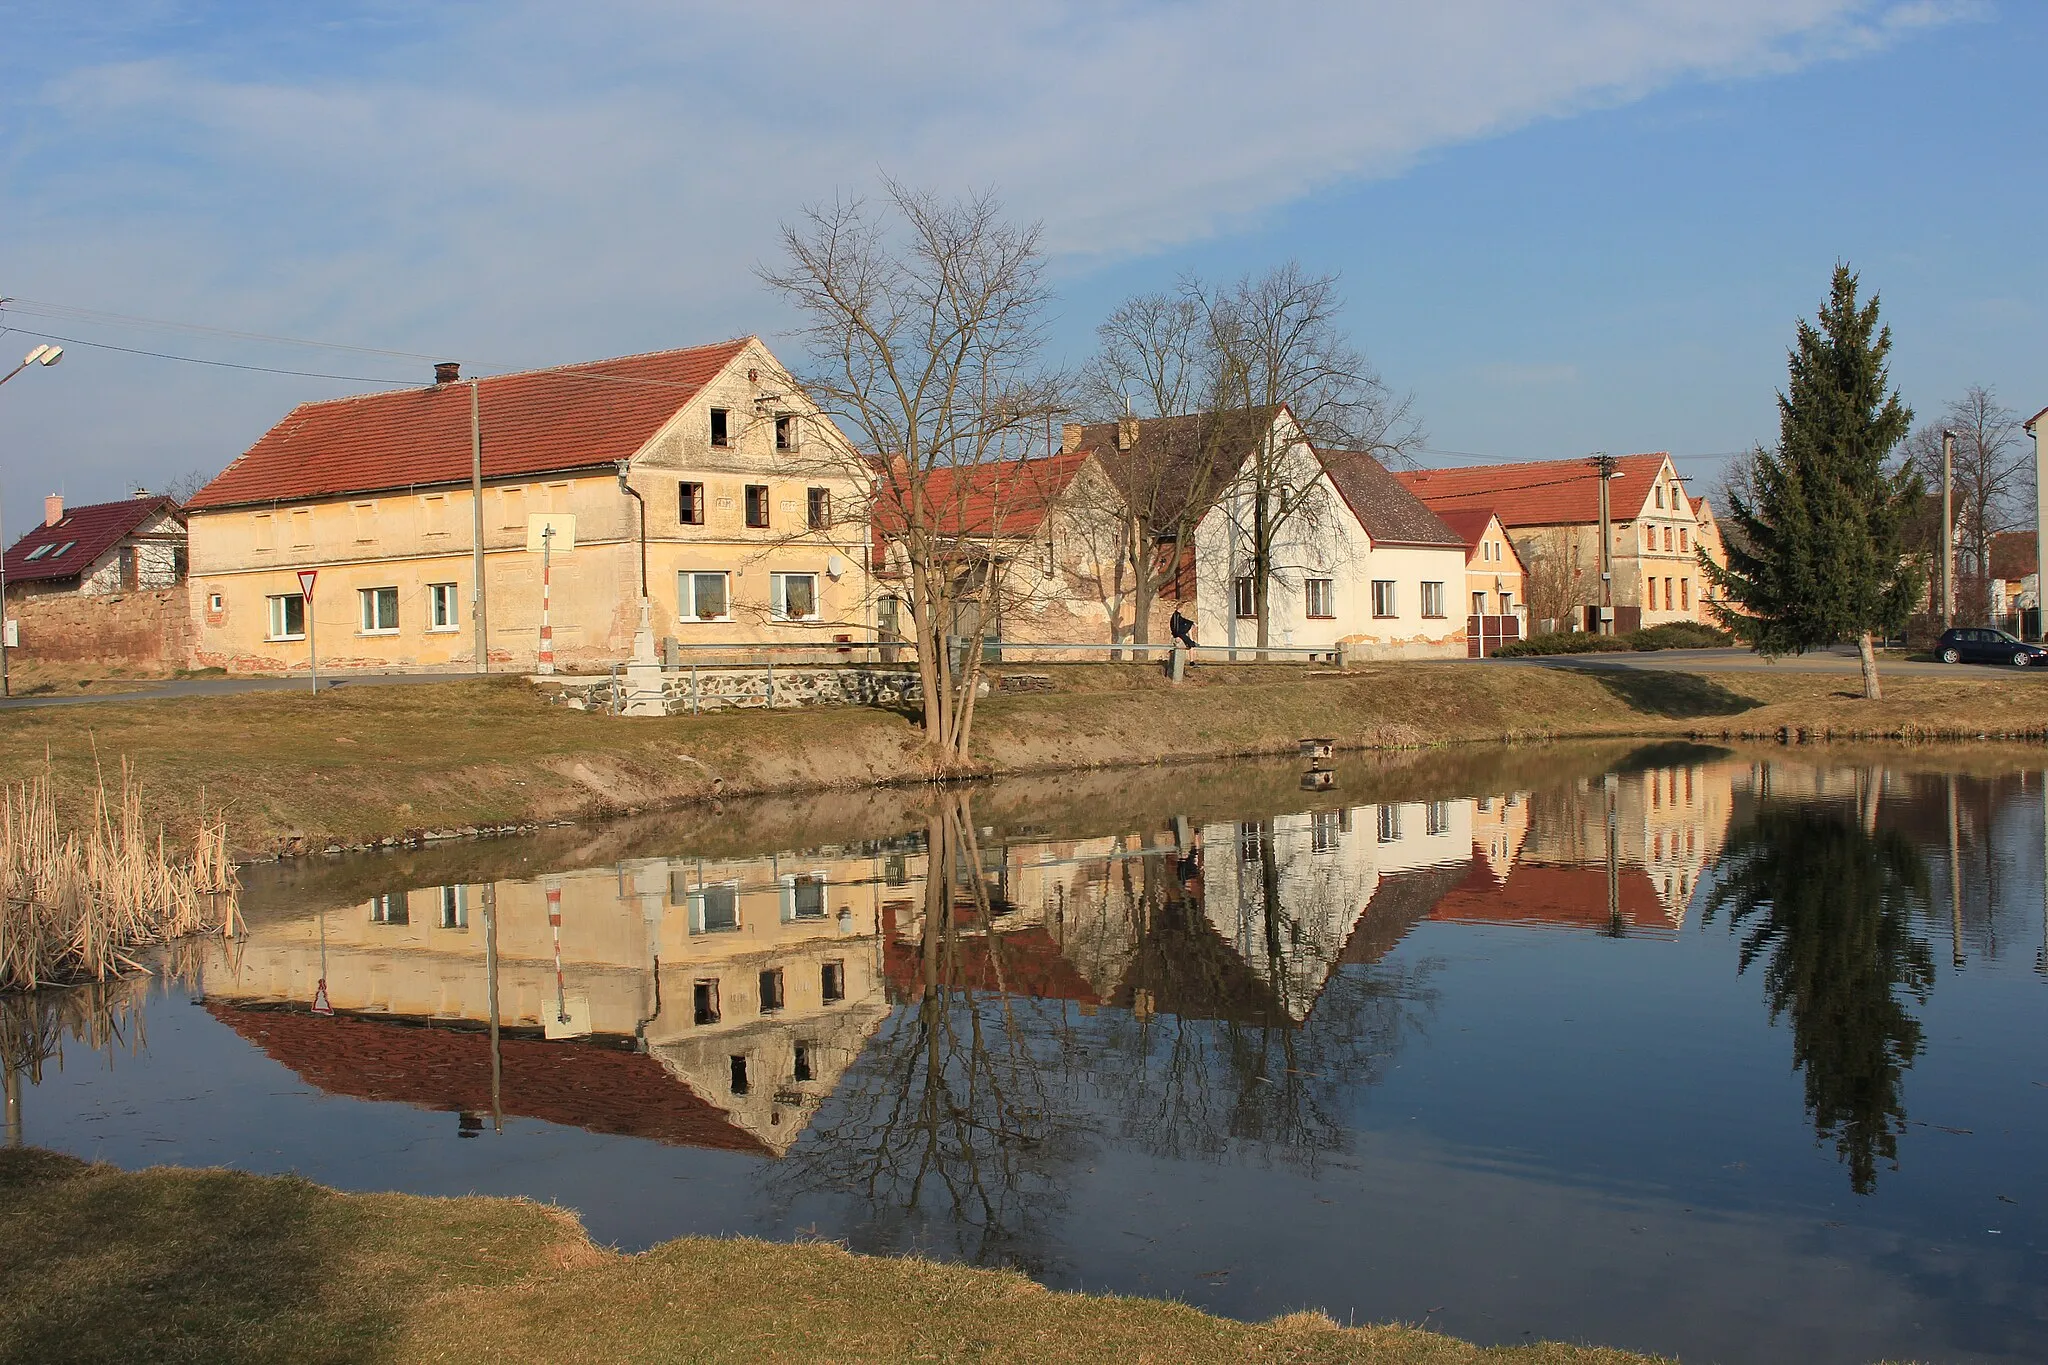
2028,408,2047,641
469,377,489,673
1594,452,1617,635
1941,428,1956,629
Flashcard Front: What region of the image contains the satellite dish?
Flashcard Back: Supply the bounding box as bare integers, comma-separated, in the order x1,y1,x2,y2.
827,554,846,579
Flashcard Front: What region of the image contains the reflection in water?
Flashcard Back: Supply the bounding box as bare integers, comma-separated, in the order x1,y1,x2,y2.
15,746,2048,1363
1705,797,1935,1194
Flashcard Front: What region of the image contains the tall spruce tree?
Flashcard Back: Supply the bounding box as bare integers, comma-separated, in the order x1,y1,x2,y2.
1705,266,1922,699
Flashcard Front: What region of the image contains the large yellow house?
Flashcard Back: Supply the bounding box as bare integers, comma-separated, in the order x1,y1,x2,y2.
185,338,874,674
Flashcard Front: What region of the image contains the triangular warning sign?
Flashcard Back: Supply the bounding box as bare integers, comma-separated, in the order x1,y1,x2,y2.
311,979,333,1016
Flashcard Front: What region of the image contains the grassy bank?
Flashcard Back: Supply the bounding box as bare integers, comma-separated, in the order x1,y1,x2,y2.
4,662,2048,857
0,1148,1661,1364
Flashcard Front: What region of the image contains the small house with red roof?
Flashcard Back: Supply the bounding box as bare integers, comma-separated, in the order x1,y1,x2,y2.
184,339,873,674
1428,507,1527,653
1396,454,1725,633
3,492,185,601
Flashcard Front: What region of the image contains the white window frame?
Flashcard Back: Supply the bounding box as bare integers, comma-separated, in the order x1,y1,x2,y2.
1371,580,1397,618
678,570,732,623
438,885,469,929
770,572,821,622
358,586,400,635
688,880,742,935
1421,581,1446,619
1233,576,1256,620
267,594,306,641
1377,805,1403,843
781,870,830,923
427,582,460,632
1304,577,1334,619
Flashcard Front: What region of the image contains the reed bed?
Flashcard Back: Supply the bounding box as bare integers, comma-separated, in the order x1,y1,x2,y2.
0,760,240,991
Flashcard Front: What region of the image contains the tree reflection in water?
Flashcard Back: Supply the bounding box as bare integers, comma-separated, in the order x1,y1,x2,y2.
1705,802,1934,1194
768,796,1436,1269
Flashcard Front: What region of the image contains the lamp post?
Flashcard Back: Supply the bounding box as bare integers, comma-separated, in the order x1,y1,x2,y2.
1592,451,1618,635
615,459,661,714
0,342,64,699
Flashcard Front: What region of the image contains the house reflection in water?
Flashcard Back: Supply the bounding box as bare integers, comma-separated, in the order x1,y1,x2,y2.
200,754,1748,1158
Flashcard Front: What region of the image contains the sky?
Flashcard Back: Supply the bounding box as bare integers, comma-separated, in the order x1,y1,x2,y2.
1,1,2042,539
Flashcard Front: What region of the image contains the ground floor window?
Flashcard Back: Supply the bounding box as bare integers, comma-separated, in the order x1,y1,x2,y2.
428,582,459,631
370,892,407,925
1421,581,1446,618
1233,576,1256,620
694,979,721,1025
1377,805,1402,843
438,885,468,929
1472,590,1486,616
758,968,785,1013
1371,580,1397,618
267,594,306,641
359,586,399,634
821,960,846,1003
679,571,730,622
770,572,820,621
1305,578,1334,619
1680,579,1690,610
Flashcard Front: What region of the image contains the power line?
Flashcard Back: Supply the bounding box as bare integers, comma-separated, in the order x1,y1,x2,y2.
0,296,449,364
0,327,411,386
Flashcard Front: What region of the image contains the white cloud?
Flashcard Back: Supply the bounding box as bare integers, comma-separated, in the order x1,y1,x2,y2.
0,1,1970,500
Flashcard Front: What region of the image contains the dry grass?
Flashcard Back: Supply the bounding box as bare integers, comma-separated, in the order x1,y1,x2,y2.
0,1149,1668,1365
4,665,2048,858
0,761,238,989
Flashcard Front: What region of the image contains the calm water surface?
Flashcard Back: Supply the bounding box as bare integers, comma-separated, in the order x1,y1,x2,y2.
6,743,2046,1364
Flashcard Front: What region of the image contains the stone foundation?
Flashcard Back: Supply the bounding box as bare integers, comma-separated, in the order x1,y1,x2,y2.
538,664,972,715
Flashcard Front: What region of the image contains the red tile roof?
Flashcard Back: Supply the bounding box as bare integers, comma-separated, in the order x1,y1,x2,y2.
1990,531,2036,582
207,1003,773,1155
3,496,181,586
1425,507,1503,557
881,900,1101,1005
874,448,1091,540
1428,855,1677,936
187,340,753,510
1395,453,1674,529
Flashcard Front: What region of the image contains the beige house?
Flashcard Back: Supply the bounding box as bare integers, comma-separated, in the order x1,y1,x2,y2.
1397,453,1725,633
185,339,874,674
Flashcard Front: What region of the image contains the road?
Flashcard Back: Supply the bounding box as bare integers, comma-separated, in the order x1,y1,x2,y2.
1490,646,2034,680
0,671,478,710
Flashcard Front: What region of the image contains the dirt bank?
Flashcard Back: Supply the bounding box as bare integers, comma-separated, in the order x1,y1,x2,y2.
2,662,2044,858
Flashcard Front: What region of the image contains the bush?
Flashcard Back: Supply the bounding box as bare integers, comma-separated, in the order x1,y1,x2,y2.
1491,620,1732,658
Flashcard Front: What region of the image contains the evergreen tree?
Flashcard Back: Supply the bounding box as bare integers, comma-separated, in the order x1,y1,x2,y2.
1705,266,1922,698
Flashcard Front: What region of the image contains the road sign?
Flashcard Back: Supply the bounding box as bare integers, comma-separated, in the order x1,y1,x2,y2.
297,568,318,601
311,978,333,1016
298,570,320,693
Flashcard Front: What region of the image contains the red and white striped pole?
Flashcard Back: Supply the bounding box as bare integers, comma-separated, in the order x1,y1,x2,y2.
547,882,567,1025
537,524,556,675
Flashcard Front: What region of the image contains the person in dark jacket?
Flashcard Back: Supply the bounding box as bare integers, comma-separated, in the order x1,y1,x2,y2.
1169,607,1197,650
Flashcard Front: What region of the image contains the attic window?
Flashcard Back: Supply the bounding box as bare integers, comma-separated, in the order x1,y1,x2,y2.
23,545,52,561
709,408,729,448
50,541,75,559
1655,486,1665,509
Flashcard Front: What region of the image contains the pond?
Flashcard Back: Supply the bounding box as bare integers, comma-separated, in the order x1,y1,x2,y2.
5,742,2046,1364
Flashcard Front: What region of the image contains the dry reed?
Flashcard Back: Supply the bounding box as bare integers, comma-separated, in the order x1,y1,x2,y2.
0,759,240,991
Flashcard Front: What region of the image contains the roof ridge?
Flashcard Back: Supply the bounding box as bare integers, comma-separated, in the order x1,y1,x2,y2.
271,337,757,415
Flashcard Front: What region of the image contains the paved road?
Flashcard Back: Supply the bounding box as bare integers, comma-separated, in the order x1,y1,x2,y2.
1491,646,2039,680
0,671,478,710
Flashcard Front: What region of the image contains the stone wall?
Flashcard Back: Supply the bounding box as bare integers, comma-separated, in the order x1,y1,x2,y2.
540,664,951,715
3,588,190,670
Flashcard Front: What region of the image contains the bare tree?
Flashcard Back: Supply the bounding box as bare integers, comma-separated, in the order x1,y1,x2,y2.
1901,386,2027,623
1197,263,1418,653
762,183,1063,769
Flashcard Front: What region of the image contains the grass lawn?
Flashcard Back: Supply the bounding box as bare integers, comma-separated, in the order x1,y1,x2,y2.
0,1148,1666,1365
2,662,2046,856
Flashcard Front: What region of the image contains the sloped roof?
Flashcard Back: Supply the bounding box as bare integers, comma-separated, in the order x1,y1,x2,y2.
207,1002,774,1155
1429,507,1500,552
1395,453,1673,528
1337,859,1475,967
874,448,1091,540
1069,408,1277,529
1428,857,1677,936
188,340,752,510
3,495,181,586
1990,530,2036,581
1315,449,1465,548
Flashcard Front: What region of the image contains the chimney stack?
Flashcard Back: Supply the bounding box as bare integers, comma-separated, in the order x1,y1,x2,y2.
43,494,63,527
1060,423,1084,454
1117,415,1139,451
434,361,461,385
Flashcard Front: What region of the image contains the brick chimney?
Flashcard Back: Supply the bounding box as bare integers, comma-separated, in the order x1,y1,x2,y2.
434,361,461,385
1117,415,1139,451
1060,423,1084,454
43,494,62,526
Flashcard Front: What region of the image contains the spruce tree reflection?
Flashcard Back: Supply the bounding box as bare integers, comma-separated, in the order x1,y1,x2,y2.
1705,803,1933,1193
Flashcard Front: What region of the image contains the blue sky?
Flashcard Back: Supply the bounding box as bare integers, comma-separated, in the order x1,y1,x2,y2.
1,2,2040,537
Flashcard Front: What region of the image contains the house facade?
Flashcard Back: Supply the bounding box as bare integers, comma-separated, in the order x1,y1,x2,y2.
1430,507,1528,653
1397,453,1724,633
184,339,874,674
3,494,185,601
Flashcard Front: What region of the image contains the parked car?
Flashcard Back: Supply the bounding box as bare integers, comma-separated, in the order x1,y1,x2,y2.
1935,627,2048,667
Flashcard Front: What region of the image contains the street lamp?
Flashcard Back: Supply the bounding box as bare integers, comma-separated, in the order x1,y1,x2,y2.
0,342,64,698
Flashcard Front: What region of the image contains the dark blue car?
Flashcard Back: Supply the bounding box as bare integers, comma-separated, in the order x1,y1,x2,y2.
1936,627,2048,667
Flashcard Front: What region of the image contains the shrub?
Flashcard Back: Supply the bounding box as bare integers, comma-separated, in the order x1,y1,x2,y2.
1628,621,1732,650
1492,620,1732,658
